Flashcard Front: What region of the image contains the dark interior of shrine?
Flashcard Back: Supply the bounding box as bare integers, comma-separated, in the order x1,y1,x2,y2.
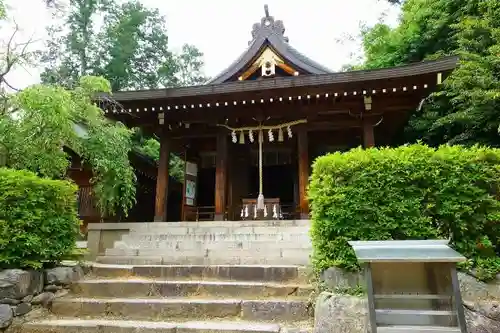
248,164,295,207
195,162,296,218
197,167,215,208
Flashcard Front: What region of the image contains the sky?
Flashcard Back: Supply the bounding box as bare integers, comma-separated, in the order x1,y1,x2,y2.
1,0,400,90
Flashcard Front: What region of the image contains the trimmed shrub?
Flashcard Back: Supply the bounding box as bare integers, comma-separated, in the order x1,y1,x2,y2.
309,144,500,281
0,168,80,269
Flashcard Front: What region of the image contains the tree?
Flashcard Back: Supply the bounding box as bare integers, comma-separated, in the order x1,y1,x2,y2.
356,0,500,147
0,1,136,217
0,76,136,216
173,44,208,87
40,0,208,90
39,0,208,181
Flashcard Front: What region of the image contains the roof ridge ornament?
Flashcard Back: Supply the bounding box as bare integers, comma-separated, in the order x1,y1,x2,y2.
250,4,288,45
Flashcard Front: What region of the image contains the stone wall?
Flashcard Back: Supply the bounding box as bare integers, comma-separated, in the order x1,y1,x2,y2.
314,267,500,333
0,265,83,330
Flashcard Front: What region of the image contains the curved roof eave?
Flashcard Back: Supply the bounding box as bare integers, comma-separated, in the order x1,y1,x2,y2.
206,32,332,85
107,55,458,102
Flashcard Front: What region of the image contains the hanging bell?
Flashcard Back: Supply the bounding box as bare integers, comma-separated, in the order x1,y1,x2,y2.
239,131,245,144
278,128,284,142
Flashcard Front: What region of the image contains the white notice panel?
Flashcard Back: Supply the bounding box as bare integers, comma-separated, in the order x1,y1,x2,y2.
186,162,198,176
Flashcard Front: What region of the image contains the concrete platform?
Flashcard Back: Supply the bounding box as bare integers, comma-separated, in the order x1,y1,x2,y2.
51,298,310,321
94,221,311,266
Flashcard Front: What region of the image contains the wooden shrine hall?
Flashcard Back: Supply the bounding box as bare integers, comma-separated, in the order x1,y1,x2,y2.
103,5,458,222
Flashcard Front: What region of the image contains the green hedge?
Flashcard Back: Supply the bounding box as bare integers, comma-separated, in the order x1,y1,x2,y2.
0,168,81,269
309,145,500,281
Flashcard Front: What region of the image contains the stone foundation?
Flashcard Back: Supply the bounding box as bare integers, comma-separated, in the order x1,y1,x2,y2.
0,264,83,330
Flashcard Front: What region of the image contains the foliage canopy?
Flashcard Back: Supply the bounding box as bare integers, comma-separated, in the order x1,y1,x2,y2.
309,144,500,281
40,0,208,90
354,0,500,146
39,0,207,178
0,76,136,216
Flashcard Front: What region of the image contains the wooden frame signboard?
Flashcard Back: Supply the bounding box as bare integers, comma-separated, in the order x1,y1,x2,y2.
182,159,198,221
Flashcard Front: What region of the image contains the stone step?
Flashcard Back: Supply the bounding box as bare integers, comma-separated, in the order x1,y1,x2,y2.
114,239,312,251
21,319,312,333
72,279,313,298
124,233,310,243
96,254,310,266
106,247,310,260
128,220,310,230
90,264,310,283
51,298,311,322
127,226,309,235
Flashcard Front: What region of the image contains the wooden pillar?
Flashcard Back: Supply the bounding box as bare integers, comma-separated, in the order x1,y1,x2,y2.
363,120,375,148
215,133,228,220
297,129,309,219
154,132,170,221
227,144,235,220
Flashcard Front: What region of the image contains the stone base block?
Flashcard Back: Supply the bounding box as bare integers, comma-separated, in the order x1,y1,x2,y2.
241,300,310,321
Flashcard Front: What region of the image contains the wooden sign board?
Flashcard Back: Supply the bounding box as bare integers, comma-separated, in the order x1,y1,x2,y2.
182,158,199,221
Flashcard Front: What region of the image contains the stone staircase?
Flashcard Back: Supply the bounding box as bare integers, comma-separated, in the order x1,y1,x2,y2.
99,220,311,266
20,220,315,332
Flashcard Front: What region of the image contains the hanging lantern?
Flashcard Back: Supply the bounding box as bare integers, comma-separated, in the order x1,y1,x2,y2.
287,126,293,138
278,128,284,142
239,131,245,144
268,129,274,142
231,131,237,143
249,130,254,143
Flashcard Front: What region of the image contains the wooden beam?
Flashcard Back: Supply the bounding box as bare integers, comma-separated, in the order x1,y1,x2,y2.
297,129,309,219
164,115,386,139
112,94,424,125
214,133,228,220
154,131,170,221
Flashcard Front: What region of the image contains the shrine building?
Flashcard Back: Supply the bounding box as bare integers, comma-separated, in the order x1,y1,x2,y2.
103,6,458,222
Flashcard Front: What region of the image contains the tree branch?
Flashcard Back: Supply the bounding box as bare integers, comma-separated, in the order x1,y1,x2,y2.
0,23,20,83
0,22,38,92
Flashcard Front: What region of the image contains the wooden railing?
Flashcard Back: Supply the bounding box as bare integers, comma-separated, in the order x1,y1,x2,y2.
239,198,295,220
183,203,298,221
183,206,215,221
